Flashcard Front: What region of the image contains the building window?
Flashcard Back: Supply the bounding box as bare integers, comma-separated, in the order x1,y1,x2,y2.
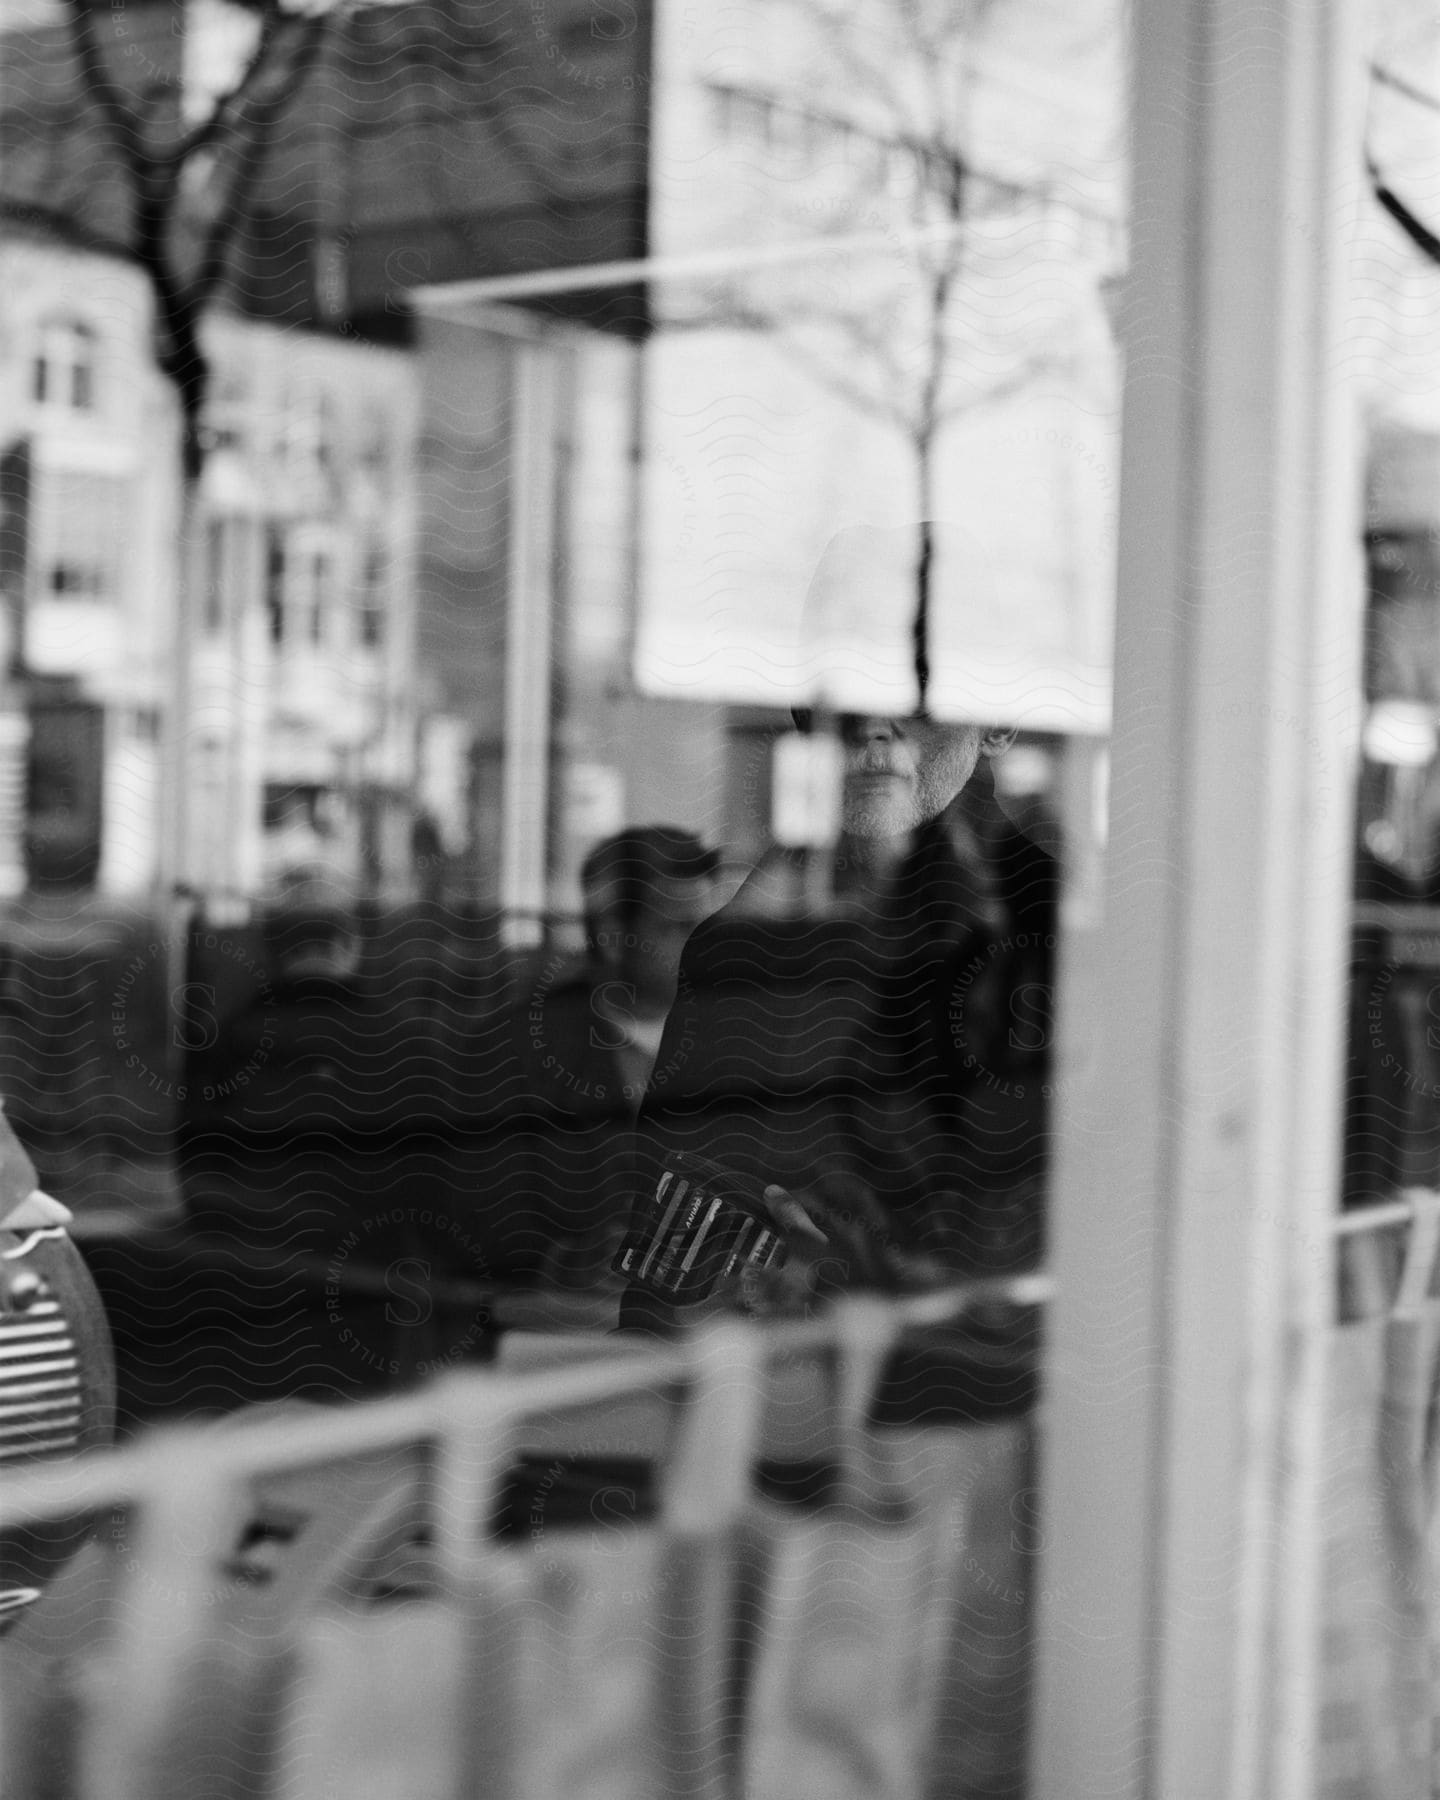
204,368,250,454
48,561,106,597
32,319,96,412
282,392,333,486
203,517,254,637
265,526,286,644
307,549,331,645
295,543,334,651
358,411,389,478
36,469,128,602
357,549,385,649
267,527,338,649
205,422,244,454
204,518,226,634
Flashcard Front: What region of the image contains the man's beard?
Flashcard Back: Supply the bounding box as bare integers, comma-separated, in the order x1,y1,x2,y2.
841,782,917,838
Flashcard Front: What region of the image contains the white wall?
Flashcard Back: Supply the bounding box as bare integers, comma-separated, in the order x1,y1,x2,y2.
634,0,1122,732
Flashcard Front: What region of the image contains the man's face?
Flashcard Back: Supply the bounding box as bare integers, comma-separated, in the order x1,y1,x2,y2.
595,873,718,1003
839,714,986,837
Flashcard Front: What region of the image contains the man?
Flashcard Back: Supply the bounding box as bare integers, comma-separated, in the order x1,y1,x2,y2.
579,826,723,1107
482,826,723,1286
617,526,1057,1333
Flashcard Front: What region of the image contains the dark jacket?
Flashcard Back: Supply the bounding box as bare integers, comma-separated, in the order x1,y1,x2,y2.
470,964,646,1282
619,814,1057,1331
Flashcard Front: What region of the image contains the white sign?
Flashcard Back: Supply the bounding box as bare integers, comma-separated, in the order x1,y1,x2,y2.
771,731,843,849
562,760,626,847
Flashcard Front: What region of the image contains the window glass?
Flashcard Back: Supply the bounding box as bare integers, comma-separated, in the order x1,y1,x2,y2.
358,548,385,648
36,468,128,602
265,524,286,644
32,319,96,413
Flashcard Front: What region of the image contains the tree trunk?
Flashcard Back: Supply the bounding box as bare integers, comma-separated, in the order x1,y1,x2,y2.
914,438,936,716
155,281,211,886
157,457,207,1077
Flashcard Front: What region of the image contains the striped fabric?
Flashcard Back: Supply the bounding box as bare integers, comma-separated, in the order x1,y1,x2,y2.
0,1224,107,1626
0,1284,84,1464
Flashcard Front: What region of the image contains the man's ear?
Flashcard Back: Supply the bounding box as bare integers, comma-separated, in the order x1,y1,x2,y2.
980,726,1019,759
590,908,624,963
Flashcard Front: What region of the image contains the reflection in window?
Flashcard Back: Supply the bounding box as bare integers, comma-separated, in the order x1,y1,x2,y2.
38,469,127,601
358,412,389,477
265,525,286,645
204,518,226,635
205,368,249,453
357,549,385,649
281,541,332,648
283,392,333,486
306,549,331,646
48,562,105,597
32,318,96,411
705,80,896,185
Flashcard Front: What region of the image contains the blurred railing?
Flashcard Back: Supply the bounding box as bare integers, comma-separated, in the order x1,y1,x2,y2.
0,1276,1052,1800
0,1275,1055,1533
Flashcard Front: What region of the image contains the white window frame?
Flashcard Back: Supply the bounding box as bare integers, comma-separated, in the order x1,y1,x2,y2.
355,544,387,651
1030,2,1366,1796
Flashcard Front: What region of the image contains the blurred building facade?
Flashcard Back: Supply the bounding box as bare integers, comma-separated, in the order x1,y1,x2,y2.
0,0,678,913
188,313,421,905
0,218,178,898
0,212,422,902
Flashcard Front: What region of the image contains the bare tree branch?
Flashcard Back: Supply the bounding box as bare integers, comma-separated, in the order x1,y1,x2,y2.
62,0,146,185
193,12,331,303
715,298,918,435
717,0,1095,704
170,5,287,166
1371,62,1440,116
799,0,919,131
1370,162,1440,268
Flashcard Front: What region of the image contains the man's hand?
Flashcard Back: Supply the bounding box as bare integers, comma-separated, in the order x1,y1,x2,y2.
759,1168,930,1294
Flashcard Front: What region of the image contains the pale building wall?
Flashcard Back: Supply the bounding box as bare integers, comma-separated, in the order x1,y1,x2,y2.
193,310,423,904
0,228,426,901
638,0,1123,734
0,230,173,894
